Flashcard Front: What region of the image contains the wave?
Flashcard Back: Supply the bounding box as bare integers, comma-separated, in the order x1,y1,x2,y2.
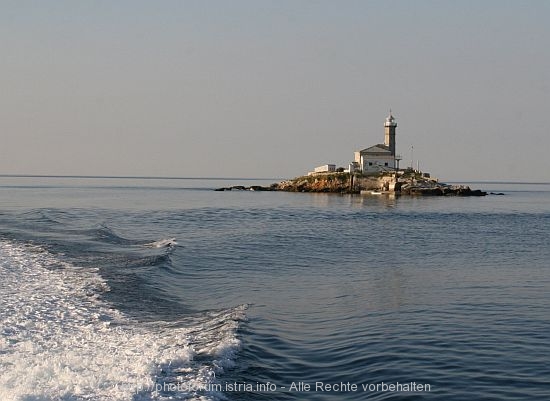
0,240,245,401
143,238,178,248
91,227,178,253
90,225,138,246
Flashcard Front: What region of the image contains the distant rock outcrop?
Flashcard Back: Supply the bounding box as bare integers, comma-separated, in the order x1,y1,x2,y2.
214,184,276,191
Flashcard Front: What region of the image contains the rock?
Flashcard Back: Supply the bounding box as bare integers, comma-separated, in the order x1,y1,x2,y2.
401,183,487,196
215,185,273,192
467,189,487,196
249,185,272,191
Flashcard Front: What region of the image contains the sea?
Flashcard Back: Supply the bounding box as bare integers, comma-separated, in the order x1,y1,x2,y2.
0,176,549,401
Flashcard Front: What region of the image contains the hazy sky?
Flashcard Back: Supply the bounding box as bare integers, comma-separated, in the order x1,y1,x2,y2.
1,0,549,181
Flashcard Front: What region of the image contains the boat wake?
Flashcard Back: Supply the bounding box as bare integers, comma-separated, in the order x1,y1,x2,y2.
143,238,178,248
0,240,245,401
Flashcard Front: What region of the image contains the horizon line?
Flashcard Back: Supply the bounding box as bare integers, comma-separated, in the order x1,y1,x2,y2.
0,174,285,181
0,174,548,185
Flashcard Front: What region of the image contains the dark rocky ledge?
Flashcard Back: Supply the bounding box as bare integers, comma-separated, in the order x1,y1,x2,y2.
402,185,487,196
214,185,277,192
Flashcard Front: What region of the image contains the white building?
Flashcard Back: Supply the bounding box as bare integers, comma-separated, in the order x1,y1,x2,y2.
314,164,336,173
308,164,336,176
354,112,399,173
354,145,395,172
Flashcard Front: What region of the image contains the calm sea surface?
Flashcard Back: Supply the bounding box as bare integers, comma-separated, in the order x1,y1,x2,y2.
1,177,549,400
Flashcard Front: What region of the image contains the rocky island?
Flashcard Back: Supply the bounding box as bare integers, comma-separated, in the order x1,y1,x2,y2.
217,112,486,196
275,171,486,196
216,170,486,196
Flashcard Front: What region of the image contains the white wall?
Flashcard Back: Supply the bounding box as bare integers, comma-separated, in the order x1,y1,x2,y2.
360,155,395,172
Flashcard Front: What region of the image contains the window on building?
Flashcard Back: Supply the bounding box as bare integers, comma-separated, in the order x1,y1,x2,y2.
384,162,388,166
369,162,373,166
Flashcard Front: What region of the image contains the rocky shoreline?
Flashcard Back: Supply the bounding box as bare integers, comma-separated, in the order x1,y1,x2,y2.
215,172,487,196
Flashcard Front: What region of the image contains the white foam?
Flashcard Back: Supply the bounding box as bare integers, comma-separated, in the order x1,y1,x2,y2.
0,241,245,401
143,238,178,248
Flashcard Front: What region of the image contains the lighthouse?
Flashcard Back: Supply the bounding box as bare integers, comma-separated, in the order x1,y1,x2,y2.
384,111,397,156
353,111,399,173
